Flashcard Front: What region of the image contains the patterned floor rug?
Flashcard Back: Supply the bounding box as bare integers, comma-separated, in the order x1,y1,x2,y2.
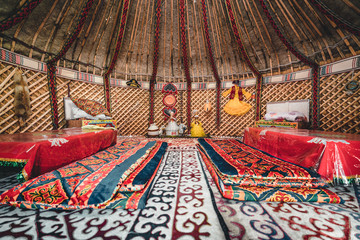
0,138,359,239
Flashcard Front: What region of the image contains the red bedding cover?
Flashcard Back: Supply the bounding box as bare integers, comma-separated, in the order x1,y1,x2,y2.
243,127,360,184
0,128,117,181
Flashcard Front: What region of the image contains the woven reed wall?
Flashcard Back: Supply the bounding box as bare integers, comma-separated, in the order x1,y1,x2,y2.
0,62,53,134
152,87,256,137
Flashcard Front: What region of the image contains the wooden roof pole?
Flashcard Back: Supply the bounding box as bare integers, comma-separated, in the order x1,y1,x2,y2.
91,2,114,74
302,0,347,59
103,0,124,72
215,0,242,78
200,0,222,127
146,0,155,80
251,0,280,74
259,0,320,129
343,0,360,14
224,0,263,121
170,0,174,78
149,0,163,124
163,0,167,82
197,1,210,82
211,0,230,80
74,0,103,71
41,0,73,62
179,0,192,131
236,0,261,70
135,0,150,80
289,0,334,63
308,0,360,36
125,0,143,80
0,0,43,32
103,0,132,112
192,0,202,83
137,0,152,81
46,0,95,129
243,0,272,69
209,0,224,78
29,0,59,58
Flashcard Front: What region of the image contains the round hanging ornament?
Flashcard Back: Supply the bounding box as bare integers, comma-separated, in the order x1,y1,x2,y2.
163,93,177,107
162,83,178,121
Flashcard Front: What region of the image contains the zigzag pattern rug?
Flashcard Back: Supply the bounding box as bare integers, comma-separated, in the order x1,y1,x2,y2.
0,138,359,239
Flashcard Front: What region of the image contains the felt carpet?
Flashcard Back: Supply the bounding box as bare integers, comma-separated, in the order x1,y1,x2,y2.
0,138,359,239
0,139,167,210
198,138,342,203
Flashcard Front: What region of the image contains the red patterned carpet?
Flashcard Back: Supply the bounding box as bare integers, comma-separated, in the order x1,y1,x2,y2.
0,138,359,239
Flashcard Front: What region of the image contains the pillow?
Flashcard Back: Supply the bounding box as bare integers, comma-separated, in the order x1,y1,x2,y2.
287,111,307,122
72,106,96,119
264,112,284,121
264,111,307,122
71,98,111,117
95,114,112,120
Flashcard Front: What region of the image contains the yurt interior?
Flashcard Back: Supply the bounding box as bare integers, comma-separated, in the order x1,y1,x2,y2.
0,0,360,238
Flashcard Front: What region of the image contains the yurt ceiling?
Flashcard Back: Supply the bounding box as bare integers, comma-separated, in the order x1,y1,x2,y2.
1,0,360,82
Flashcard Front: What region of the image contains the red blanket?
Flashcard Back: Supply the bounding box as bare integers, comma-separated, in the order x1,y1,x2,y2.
0,128,117,181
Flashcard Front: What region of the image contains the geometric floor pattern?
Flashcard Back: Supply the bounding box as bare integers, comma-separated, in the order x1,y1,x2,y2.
0,138,359,239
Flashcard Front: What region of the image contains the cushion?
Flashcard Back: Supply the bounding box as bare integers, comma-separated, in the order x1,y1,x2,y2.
71,98,111,117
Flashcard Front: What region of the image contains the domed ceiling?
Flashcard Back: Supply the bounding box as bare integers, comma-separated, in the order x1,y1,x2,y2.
1,0,360,82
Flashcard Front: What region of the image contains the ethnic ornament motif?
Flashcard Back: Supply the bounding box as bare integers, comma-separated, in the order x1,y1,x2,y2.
163,107,177,119
0,139,167,210
162,82,178,94
163,94,177,107
198,138,342,203
0,138,358,239
22,179,68,205
71,98,111,117
162,83,178,121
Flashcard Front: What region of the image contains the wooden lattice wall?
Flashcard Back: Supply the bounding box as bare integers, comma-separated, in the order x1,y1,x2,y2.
261,71,360,134
56,78,105,129
152,87,256,137
111,87,149,136
261,80,313,119
0,62,53,134
320,70,360,134
1,61,359,135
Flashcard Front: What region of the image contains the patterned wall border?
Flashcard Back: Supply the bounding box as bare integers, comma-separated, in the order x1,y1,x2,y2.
1,47,360,90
